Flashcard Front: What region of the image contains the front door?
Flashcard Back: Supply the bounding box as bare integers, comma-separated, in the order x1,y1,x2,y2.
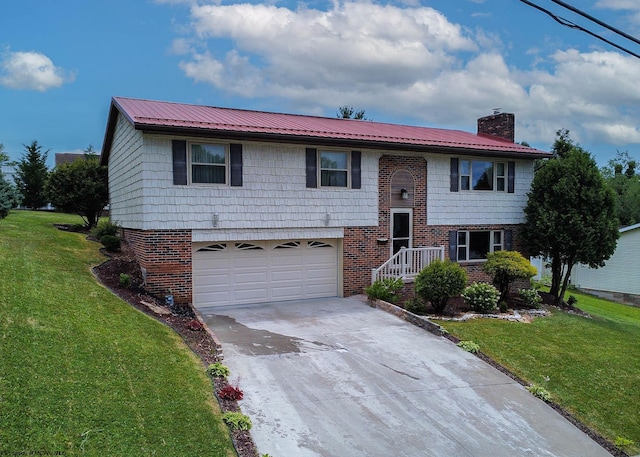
391,209,412,256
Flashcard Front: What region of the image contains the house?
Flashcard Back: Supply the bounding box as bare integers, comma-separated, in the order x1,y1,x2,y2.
55,153,88,167
572,223,640,305
100,97,551,309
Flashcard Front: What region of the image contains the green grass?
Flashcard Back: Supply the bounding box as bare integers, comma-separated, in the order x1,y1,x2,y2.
0,211,236,457
441,289,640,454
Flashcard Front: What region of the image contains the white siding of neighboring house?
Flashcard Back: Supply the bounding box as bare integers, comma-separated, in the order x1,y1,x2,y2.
109,132,379,238
107,114,145,228
427,155,534,226
572,225,640,296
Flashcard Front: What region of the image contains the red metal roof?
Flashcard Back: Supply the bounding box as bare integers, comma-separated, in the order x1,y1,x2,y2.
102,96,550,160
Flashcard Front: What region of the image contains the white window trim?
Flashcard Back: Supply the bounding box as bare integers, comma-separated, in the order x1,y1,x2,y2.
457,230,503,262
319,150,350,188
188,141,229,186
459,159,507,192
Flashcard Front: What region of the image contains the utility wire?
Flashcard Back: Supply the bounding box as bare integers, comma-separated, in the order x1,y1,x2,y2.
518,0,640,60
549,0,640,47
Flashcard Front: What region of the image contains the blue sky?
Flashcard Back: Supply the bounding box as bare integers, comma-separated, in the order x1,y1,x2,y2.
2,0,640,168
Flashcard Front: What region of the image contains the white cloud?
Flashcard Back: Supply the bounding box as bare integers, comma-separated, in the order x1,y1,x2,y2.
171,0,640,150
0,51,74,91
595,0,640,11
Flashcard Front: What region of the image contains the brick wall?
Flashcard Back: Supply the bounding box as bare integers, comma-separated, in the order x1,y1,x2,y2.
123,228,192,303
343,154,527,296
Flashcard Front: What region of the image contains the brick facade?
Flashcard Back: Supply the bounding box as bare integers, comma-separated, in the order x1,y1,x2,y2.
123,228,192,303
343,154,527,296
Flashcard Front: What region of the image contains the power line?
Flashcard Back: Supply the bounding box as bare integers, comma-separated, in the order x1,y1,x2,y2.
548,0,640,47
518,0,640,60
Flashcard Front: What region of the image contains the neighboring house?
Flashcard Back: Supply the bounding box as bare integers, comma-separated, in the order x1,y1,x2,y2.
1,165,16,184
55,153,87,167
572,223,640,305
100,97,551,309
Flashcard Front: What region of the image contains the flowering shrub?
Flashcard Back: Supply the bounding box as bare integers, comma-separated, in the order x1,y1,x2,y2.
519,288,542,308
462,282,499,313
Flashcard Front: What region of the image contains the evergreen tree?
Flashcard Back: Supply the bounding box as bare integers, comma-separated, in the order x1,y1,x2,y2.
0,144,21,219
15,141,49,209
521,131,619,305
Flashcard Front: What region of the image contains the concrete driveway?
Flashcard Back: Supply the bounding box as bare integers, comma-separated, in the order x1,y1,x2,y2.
199,296,611,457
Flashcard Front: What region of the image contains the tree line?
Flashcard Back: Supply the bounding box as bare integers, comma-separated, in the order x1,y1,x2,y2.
0,140,108,228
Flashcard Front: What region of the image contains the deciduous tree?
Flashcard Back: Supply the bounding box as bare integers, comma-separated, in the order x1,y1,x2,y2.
45,149,108,228
521,131,619,305
337,105,368,120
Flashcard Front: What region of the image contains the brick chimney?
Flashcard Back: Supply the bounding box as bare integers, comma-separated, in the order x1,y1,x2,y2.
477,112,515,142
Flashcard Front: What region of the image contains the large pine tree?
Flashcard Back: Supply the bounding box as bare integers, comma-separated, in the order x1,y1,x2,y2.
15,141,49,209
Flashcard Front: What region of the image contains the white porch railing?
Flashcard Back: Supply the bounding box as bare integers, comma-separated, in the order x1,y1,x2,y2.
371,246,445,284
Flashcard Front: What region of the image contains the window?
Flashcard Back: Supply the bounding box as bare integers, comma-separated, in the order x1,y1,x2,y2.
457,230,503,261
320,151,348,187
458,160,506,191
190,143,226,184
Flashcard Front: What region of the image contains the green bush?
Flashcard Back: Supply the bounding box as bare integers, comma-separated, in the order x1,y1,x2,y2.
519,288,542,308
222,412,252,431
92,220,119,239
365,277,404,303
119,273,131,288
206,362,230,378
404,297,429,315
414,259,467,314
462,282,499,313
526,384,552,402
100,234,121,252
457,340,480,353
483,251,537,303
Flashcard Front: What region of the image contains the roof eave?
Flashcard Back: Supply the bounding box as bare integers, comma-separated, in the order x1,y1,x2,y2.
136,123,552,160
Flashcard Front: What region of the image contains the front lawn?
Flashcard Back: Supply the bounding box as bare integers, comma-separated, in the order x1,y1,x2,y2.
440,290,640,455
0,211,236,456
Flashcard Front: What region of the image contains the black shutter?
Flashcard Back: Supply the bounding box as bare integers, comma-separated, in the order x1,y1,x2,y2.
504,229,513,251
230,143,243,187
507,161,515,193
450,158,459,192
306,148,317,188
351,150,361,189
449,230,458,261
172,140,187,185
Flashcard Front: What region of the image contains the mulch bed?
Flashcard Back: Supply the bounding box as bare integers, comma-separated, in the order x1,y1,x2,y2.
90,238,259,457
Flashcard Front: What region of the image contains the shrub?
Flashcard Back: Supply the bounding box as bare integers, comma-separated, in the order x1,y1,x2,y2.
519,288,542,308
457,340,480,353
567,295,578,307
92,220,119,239
222,412,252,431
415,259,467,314
100,235,121,252
218,384,244,401
119,273,131,288
365,277,404,303
498,301,508,313
186,319,204,331
404,297,428,315
483,251,537,303
206,362,230,378
462,282,499,313
526,385,552,402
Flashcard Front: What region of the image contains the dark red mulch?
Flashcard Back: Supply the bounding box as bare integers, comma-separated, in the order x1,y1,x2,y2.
91,239,259,457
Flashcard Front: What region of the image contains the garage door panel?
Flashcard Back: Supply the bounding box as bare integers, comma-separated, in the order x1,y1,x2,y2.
194,239,338,308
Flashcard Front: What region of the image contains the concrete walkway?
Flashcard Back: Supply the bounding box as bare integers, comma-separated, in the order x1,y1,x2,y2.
200,296,612,457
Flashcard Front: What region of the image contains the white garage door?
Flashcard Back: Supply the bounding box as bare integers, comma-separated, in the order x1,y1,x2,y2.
193,239,339,308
